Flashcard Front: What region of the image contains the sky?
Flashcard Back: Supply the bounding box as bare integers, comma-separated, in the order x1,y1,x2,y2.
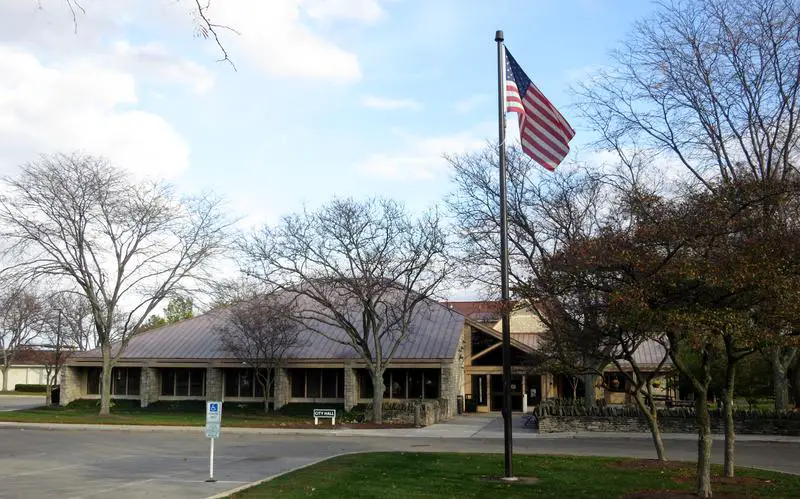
0,0,659,298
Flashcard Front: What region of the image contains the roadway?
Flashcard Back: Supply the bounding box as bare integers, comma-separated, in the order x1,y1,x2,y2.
0,418,798,499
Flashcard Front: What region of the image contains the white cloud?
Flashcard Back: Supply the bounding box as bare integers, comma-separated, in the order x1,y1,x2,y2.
0,1,375,83
208,0,392,81
302,0,385,23
109,41,215,94
362,95,422,110
360,126,490,181
454,93,491,114
0,45,190,179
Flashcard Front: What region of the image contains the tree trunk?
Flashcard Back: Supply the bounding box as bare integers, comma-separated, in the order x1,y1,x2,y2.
695,393,713,498
793,363,800,408
632,391,666,461
1,366,8,392
723,360,736,478
772,346,790,412
583,374,596,407
371,370,385,424
45,385,52,406
99,344,113,416
263,372,272,413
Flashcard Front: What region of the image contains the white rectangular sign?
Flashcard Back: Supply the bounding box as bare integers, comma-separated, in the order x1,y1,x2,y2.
206,401,222,424
205,421,220,439
313,408,336,425
206,401,222,439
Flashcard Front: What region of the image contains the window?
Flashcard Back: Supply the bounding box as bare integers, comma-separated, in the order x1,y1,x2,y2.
225,369,274,398
160,368,205,397
87,367,139,396
190,371,204,397
354,369,442,400
289,369,343,399
306,370,321,398
358,370,373,398
290,369,306,398
605,373,626,393
113,368,141,396
87,367,101,395
381,370,408,399
423,369,440,399
408,370,423,398
321,370,342,398
161,370,176,396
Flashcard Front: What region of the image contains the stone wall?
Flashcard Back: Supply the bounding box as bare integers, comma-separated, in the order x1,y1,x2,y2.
536,406,800,436
366,399,453,426
59,366,83,406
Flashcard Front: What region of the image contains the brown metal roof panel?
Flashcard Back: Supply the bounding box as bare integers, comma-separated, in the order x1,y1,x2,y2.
71,298,464,363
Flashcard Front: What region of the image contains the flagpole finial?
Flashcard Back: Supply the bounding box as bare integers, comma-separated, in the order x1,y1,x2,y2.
495,30,504,42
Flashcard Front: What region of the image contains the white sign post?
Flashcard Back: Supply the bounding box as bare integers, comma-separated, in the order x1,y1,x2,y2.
205,401,222,483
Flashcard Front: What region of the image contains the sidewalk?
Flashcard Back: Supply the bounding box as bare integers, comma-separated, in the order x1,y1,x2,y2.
2,415,800,443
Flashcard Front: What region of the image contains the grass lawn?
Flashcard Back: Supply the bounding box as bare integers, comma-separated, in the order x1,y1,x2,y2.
228,453,800,499
0,391,46,396
0,400,356,427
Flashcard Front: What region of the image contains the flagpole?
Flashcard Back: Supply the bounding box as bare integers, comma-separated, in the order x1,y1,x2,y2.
495,29,515,480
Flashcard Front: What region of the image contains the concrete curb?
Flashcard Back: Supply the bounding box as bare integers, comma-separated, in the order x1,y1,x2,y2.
205,451,366,499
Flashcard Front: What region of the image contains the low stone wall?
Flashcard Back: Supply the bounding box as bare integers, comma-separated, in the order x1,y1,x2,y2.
536,405,800,436
365,399,453,426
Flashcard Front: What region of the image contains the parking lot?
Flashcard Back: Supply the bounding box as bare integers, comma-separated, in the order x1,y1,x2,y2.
0,395,45,412
1,421,798,498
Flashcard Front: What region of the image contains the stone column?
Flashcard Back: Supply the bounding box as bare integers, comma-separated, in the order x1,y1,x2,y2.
343,364,358,411
440,365,457,418
59,366,83,406
206,367,223,401
140,366,160,408
273,367,290,410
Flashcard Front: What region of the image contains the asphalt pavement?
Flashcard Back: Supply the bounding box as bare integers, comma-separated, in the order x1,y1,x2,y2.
0,414,798,499
0,395,45,412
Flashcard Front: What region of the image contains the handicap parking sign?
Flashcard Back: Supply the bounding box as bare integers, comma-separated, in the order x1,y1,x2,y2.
206,401,222,424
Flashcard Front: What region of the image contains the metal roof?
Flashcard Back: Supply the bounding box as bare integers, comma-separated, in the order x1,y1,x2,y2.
612,339,673,370
71,299,465,363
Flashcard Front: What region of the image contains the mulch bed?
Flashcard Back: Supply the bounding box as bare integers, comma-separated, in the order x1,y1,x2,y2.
480,475,539,484
672,475,774,486
619,459,777,498
622,490,743,499
614,459,688,471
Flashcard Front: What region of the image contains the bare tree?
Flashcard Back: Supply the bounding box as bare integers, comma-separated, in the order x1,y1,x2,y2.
37,290,93,405
446,145,613,405
576,0,800,187
50,291,94,351
0,154,233,415
40,306,69,406
0,287,44,392
240,198,452,423
221,290,302,413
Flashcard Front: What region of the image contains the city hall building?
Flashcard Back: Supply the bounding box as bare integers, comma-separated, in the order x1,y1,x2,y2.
61,299,670,413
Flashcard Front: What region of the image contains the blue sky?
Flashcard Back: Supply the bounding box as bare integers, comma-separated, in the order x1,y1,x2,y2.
0,0,657,276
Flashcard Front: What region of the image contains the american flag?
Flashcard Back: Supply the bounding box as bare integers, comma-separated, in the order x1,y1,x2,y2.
504,48,575,171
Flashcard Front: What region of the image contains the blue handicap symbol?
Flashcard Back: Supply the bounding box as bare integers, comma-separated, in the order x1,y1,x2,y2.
209,403,219,412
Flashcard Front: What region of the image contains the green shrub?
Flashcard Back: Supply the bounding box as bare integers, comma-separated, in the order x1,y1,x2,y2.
341,404,367,423
14,384,48,393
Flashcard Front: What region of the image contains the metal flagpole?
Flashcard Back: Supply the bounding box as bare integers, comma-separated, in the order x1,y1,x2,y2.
495,29,515,480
